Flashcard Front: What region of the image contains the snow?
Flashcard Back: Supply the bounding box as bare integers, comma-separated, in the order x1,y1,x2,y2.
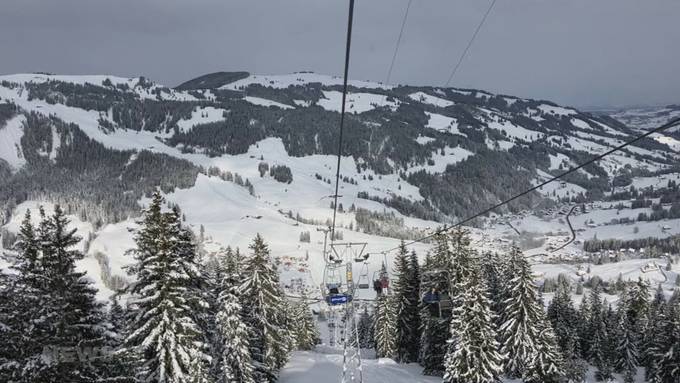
317,91,399,114
537,104,577,116
570,118,592,130
243,96,294,110
486,138,515,151
0,115,26,171
0,73,198,102
0,73,140,88
534,258,669,287
407,146,473,175
548,153,571,170
415,135,435,145
176,106,227,133
424,112,465,136
87,219,138,284
630,173,680,189
408,92,454,108
487,118,544,142
221,72,393,90
48,126,61,160
534,170,586,198
280,351,439,383
653,133,680,151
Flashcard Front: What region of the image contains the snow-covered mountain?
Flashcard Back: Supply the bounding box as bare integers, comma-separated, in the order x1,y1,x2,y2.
1,71,678,301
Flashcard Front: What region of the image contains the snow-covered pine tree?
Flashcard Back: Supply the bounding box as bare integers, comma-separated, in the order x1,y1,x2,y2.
495,245,566,381
547,276,579,359
357,306,374,349
442,265,503,383
292,295,320,351
239,234,292,382
615,288,638,383
199,252,224,379
481,252,506,325
33,205,119,382
215,267,255,383
392,241,420,363
627,277,650,335
407,249,421,359
577,292,592,360
418,235,450,376
124,192,209,383
500,246,546,378
657,294,680,383
524,309,564,383
643,284,668,380
442,228,475,374
374,294,398,359
0,210,44,380
588,285,614,381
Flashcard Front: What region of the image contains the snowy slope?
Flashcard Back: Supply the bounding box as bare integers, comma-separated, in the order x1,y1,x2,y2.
0,115,27,171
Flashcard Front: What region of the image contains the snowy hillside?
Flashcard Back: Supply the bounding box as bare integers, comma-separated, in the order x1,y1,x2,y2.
1,71,679,301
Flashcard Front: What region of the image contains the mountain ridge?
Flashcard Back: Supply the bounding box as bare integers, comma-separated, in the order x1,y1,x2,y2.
0,71,678,228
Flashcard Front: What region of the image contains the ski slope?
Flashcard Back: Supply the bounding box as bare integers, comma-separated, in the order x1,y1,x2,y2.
280,351,439,383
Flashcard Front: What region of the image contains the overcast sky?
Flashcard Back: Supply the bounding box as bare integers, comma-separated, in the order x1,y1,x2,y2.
1,0,678,108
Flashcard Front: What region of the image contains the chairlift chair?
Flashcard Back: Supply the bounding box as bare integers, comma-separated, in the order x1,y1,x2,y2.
357,262,370,289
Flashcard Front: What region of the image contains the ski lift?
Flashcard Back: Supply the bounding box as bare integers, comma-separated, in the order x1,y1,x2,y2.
372,262,390,296
422,287,453,318
357,263,370,289
330,242,367,265
323,264,353,305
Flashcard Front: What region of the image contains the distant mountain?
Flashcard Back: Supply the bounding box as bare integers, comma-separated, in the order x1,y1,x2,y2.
602,104,680,131
0,71,678,228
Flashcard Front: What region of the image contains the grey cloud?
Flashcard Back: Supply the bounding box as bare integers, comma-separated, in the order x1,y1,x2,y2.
1,0,678,108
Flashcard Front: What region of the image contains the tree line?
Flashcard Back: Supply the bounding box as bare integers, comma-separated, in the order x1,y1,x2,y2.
0,191,319,382
359,229,680,382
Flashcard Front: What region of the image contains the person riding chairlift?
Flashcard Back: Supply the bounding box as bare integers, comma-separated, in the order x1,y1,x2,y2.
373,279,383,296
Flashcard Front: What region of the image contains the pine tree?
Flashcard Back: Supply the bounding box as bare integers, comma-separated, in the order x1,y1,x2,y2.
615,289,638,383
35,205,118,381
627,277,650,342
215,271,255,383
374,294,398,359
392,241,420,363
418,235,450,376
524,310,564,383
577,293,592,360
407,249,421,359
292,296,319,351
499,246,547,378
481,252,506,325
357,307,374,349
588,286,614,381
442,267,503,383
123,192,209,383
658,295,680,383
547,277,579,359
239,234,292,382
644,284,668,380
0,210,44,380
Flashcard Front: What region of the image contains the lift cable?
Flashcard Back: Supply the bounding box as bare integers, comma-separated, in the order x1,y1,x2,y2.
445,0,498,86
331,0,356,241
385,0,413,85
376,116,680,255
